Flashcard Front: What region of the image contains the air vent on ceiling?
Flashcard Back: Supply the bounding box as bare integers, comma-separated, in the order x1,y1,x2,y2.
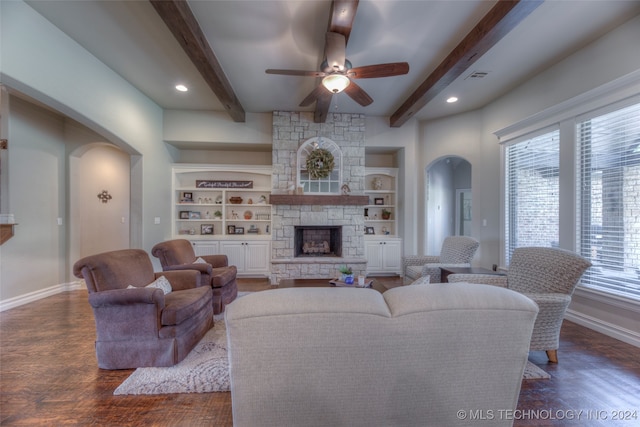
465,71,489,80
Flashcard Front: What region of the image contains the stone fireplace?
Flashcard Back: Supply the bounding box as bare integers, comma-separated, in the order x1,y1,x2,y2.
270,112,368,284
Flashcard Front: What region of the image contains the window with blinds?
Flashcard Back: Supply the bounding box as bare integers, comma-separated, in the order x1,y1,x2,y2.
504,130,560,262
578,102,640,300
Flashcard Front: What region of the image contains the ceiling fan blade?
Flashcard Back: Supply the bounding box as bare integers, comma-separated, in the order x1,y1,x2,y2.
266,69,326,77
299,85,331,107
347,62,409,79
314,89,333,122
344,80,373,106
324,32,346,71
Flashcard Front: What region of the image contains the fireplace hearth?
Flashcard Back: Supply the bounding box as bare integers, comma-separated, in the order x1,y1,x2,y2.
294,226,342,257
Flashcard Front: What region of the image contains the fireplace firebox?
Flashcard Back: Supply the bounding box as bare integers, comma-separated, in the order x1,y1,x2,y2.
294,226,342,257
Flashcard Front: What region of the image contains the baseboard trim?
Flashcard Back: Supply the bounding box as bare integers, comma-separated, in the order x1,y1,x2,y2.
0,281,83,312
565,309,640,348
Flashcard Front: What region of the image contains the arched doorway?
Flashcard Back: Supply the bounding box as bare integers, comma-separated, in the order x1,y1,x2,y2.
426,156,472,254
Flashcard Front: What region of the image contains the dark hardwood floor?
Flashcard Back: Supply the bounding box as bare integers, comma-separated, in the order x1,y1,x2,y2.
1,277,639,426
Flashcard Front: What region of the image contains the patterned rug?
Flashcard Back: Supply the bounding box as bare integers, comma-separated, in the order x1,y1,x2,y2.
523,360,551,380
113,312,230,395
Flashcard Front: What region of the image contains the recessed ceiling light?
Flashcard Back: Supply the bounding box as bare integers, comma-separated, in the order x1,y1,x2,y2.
446,96,458,103
175,84,188,92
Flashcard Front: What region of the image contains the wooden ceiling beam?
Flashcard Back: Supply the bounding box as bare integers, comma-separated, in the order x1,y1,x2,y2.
150,0,245,122
315,0,359,123
390,0,542,128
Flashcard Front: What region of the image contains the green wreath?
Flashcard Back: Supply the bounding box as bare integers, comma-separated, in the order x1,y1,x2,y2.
306,148,335,179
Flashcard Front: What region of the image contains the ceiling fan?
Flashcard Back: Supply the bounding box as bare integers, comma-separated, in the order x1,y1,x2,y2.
266,32,409,107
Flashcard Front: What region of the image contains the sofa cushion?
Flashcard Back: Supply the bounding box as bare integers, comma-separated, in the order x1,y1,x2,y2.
210,266,237,288
146,275,173,294
161,286,211,326
127,275,173,295
410,275,431,285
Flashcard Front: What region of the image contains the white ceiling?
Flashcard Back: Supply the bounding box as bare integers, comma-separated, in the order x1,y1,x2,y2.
25,0,640,124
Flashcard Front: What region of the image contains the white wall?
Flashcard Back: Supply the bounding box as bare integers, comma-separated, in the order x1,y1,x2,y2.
419,110,483,258
77,144,130,257
0,96,66,301
0,0,169,306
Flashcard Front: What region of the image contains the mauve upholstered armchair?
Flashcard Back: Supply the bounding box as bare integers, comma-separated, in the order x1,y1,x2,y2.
152,239,238,314
402,236,480,284
73,249,214,369
447,246,592,363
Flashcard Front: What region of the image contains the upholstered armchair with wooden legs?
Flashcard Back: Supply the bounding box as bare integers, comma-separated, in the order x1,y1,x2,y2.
152,239,238,315
73,249,213,369
447,246,591,363
402,236,480,284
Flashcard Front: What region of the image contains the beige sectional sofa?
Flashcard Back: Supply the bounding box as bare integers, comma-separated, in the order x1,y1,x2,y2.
225,283,539,427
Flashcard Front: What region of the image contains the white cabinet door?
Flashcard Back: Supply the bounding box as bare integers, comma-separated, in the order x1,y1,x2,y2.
220,240,270,276
365,238,402,275
365,240,384,271
220,241,247,271
244,241,271,274
382,239,402,273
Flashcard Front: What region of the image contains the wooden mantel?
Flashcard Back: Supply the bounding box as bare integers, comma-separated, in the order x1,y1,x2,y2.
270,194,369,206
0,224,16,245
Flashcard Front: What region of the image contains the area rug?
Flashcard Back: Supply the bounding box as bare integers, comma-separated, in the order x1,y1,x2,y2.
523,361,551,380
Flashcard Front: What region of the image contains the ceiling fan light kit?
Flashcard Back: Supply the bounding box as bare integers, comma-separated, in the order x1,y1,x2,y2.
322,74,351,93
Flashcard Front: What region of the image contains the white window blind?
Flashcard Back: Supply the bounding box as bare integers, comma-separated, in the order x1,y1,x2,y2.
578,102,640,300
505,130,560,262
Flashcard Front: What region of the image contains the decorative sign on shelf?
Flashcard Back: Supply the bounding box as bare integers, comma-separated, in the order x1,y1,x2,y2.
196,180,253,189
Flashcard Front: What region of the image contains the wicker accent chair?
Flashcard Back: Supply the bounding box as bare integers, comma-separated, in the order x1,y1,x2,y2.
447,246,591,363
152,239,238,315
402,236,480,284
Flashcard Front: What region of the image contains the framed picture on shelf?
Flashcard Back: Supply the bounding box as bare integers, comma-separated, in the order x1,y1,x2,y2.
235,227,245,235
227,225,236,234
365,226,375,235
189,211,201,220
182,192,193,200
179,211,190,219
374,198,384,205
201,224,214,235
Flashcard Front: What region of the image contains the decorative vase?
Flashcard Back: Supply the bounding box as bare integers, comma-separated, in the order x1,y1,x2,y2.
341,273,354,283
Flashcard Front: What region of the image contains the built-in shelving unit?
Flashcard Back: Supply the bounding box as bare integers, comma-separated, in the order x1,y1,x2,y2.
173,165,272,239
363,167,398,237
172,165,272,277
364,167,402,275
